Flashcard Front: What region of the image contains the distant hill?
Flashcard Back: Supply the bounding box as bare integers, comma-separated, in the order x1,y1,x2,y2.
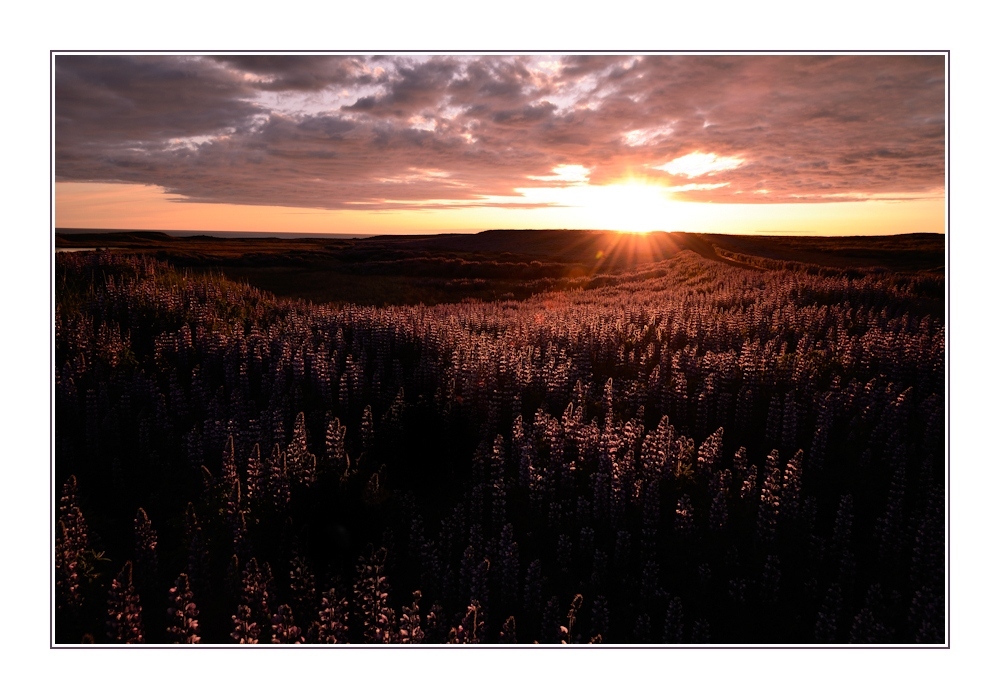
54,228,944,305
55,230,175,246
700,232,944,272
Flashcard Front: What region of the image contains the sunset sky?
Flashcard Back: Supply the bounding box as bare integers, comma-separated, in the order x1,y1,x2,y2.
54,53,946,236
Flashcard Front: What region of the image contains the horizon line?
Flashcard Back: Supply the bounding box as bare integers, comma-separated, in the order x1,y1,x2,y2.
55,227,944,240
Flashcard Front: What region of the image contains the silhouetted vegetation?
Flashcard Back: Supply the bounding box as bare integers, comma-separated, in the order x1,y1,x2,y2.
54,231,945,644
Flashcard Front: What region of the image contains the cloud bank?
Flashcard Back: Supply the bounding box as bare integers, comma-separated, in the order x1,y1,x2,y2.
55,54,945,210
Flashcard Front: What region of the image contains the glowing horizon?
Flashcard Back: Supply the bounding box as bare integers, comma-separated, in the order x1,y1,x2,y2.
56,180,944,237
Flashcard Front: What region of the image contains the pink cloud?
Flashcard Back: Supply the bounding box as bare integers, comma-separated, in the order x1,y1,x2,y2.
55,54,945,209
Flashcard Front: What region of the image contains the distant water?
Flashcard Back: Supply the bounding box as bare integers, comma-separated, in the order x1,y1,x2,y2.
56,228,393,240
166,230,383,239
57,246,128,252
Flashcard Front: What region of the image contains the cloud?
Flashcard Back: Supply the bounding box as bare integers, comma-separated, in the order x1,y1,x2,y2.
54,54,945,210
527,164,591,183
653,152,746,178
665,182,731,193
210,55,380,92
55,57,256,148
342,56,461,117
623,126,674,147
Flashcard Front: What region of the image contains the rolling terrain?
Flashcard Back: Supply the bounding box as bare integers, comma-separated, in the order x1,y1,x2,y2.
56,229,944,306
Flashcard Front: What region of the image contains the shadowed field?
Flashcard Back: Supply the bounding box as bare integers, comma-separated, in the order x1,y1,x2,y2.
56,229,944,307
54,239,946,644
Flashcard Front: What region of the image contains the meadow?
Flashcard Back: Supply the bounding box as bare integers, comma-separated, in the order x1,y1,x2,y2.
54,230,945,644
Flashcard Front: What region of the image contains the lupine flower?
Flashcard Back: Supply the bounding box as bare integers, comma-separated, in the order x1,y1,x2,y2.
288,554,318,625
133,507,158,593
728,578,747,605
632,613,652,643
107,562,144,644
563,593,583,644
523,559,542,616
497,523,520,606
165,573,200,643
613,530,631,570
245,443,264,510
590,595,609,641
448,599,484,644
324,414,347,474
909,585,944,644
56,476,89,611
698,563,713,590
674,494,695,536
757,450,782,545
266,445,291,511
696,427,723,480
423,603,446,644
589,549,608,591
285,412,317,487
399,590,424,644
849,607,889,644
691,618,711,644
640,560,660,602
540,596,561,644
641,479,661,531
876,464,907,564
781,390,798,454
740,462,758,503
499,615,517,643
231,557,273,644
662,596,684,643
354,547,395,643
831,494,854,553
271,604,305,643
231,604,259,644
674,436,694,481
184,503,211,599
556,534,572,573
709,488,729,532
780,450,804,526
359,405,374,454
311,588,350,644
814,583,842,643
221,434,239,493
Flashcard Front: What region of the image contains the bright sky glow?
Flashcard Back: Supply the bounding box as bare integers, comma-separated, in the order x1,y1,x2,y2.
57,181,945,236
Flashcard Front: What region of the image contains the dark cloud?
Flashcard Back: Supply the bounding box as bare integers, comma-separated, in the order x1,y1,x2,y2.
343,56,461,116
56,56,261,144
491,102,558,125
210,55,378,91
55,54,945,209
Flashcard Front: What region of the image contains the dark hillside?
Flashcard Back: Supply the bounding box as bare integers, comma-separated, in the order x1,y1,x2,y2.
56,229,944,307
703,233,944,272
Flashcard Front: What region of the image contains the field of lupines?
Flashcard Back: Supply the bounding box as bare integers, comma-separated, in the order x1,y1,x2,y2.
54,247,945,644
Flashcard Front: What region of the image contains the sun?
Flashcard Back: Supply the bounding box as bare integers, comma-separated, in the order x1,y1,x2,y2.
525,178,676,233
509,172,680,233
586,180,676,233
